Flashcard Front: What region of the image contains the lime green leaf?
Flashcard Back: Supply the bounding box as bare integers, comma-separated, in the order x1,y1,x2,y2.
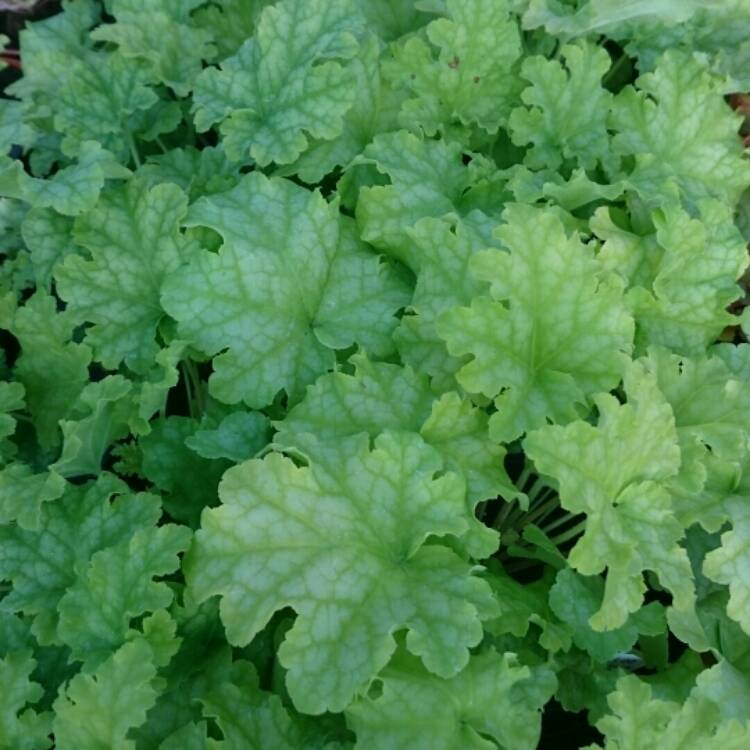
192,0,363,165
539,168,625,212
643,346,750,463
162,173,408,407
597,201,748,355
55,182,197,373
385,0,522,135
641,348,750,534
11,292,91,450
438,205,633,442
347,649,555,750
524,362,691,630
53,639,159,750
0,142,130,216
91,1,215,96
57,524,190,665
483,562,562,643
393,217,496,389
10,1,98,103
278,352,514,517
135,608,182,669
186,432,496,713
590,670,750,750
611,52,750,208
0,651,51,750
704,498,750,636
0,476,158,643
510,40,614,170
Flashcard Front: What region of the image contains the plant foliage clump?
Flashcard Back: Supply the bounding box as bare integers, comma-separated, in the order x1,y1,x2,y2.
1,1,750,748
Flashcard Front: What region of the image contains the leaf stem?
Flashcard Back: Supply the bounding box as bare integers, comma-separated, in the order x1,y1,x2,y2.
526,476,549,504
126,131,142,169
493,500,517,530
521,494,559,526
184,360,205,416
515,463,533,491
602,52,630,87
550,518,587,546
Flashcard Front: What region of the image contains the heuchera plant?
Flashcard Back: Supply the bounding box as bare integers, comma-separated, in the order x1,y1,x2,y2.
1,0,750,747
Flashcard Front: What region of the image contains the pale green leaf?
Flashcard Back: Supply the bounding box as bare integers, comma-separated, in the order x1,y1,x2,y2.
139,146,240,203
55,181,197,373
162,173,408,407
347,649,555,750
0,463,65,530
20,208,75,290
281,36,404,185
0,142,129,217
186,432,496,713
92,1,215,96
590,669,750,750
53,639,159,750
704,498,750,636
193,0,274,59
0,651,51,750
523,0,706,36
509,40,614,170
611,52,750,208
185,411,270,463
352,0,431,41
11,292,91,450
354,131,500,264
385,0,523,135
277,352,514,518
192,0,363,165
393,217,496,389
57,524,190,665
53,51,160,160
50,376,134,478
596,201,748,355
0,476,158,643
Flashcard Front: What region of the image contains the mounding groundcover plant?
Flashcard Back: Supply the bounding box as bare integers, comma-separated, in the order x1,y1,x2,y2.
1,0,750,747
